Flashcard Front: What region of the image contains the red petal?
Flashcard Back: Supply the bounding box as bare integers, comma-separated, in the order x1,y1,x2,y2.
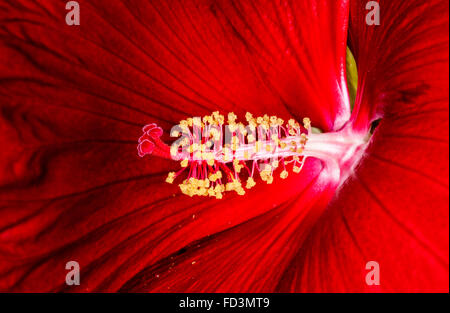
120,160,337,292
0,0,350,291
348,0,449,133
277,0,449,292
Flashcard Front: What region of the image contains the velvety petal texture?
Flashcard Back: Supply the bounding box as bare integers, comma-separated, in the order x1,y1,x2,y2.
276,0,449,292
0,0,351,292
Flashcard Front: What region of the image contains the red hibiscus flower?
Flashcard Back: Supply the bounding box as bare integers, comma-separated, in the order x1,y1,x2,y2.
0,0,448,293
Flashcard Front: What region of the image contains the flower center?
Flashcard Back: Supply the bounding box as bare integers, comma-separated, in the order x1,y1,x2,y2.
137,112,368,198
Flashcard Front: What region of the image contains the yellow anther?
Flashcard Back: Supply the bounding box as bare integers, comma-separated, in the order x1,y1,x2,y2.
265,145,272,152
214,184,224,193
203,115,211,124
300,133,308,144
296,148,304,154
272,160,279,168
279,142,287,149
236,187,246,196
261,122,269,130
180,159,189,167
247,134,255,142
228,112,237,123
166,172,176,184
192,117,201,127
270,116,278,125
293,166,301,173
246,177,256,189
207,158,215,166
243,150,249,160
266,175,274,184
260,170,271,181
280,170,288,179
198,187,206,196
303,117,311,128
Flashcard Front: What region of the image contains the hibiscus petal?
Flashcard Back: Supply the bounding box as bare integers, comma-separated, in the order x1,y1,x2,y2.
277,0,449,292
0,0,350,291
119,160,337,292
